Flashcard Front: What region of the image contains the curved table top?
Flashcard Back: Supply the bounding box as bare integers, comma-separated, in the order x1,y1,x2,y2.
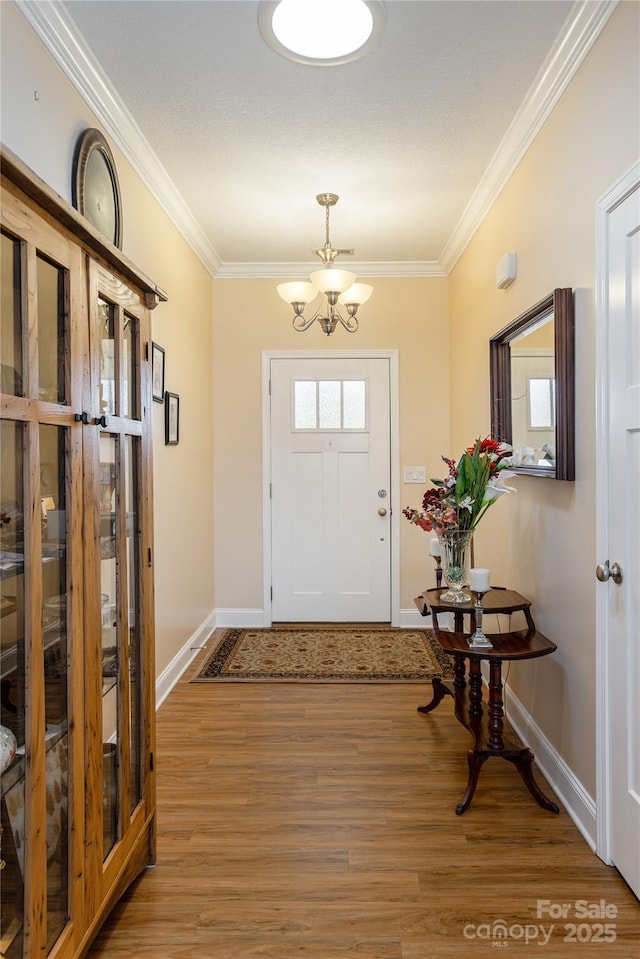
435,628,557,661
417,587,533,616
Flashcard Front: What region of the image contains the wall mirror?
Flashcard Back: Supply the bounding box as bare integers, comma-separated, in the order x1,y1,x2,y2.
490,288,574,480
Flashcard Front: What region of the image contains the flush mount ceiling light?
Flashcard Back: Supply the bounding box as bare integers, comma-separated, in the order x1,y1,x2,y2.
277,193,373,336
258,0,385,66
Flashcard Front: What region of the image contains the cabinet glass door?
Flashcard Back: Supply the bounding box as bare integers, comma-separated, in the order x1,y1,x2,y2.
92,276,146,868
39,423,70,950
100,431,118,856
0,418,26,958
1,215,83,957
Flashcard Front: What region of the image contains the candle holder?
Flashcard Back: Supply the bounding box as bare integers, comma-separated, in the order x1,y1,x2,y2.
468,589,493,649
433,555,442,589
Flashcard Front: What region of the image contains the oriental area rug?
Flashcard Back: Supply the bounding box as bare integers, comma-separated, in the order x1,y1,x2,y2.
191,625,453,683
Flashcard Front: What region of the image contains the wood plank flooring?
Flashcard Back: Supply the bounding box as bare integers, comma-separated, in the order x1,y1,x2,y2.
87,635,639,958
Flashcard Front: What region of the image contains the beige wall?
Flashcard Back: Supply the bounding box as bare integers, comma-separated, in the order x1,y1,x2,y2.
448,1,639,796
1,2,215,679
212,276,450,612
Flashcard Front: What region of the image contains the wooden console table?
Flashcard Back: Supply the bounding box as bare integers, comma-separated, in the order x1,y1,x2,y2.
415,589,559,815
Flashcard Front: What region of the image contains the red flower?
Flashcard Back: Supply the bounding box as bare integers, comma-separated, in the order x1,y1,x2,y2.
403,436,515,534
467,436,511,475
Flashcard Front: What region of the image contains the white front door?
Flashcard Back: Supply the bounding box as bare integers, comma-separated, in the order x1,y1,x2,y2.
270,356,391,622
596,166,640,898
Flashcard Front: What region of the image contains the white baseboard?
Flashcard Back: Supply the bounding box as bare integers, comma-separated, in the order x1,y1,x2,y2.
215,608,267,628
400,607,432,627
214,608,431,628
503,680,597,850
155,611,216,709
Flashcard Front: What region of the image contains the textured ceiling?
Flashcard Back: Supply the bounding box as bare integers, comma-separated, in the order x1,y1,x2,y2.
59,0,575,271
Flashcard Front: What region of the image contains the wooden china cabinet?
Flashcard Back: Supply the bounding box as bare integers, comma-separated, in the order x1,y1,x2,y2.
0,147,165,958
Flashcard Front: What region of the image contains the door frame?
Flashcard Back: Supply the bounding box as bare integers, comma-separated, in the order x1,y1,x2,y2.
262,349,400,627
594,160,640,865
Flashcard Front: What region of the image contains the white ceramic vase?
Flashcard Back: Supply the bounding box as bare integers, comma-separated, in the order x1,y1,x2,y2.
0,724,17,773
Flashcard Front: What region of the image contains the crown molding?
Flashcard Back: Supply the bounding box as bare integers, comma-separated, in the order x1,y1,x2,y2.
17,0,222,276
18,0,617,280
439,0,619,272
215,260,445,279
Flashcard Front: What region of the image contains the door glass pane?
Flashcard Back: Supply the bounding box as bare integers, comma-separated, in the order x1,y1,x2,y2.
294,381,316,429
125,436,142,810
122,314,137,420
100,434,118,857
343,380,366,429
294,380,368,431
318,381,340,429
40,424,69,950
37,256,66,405
528,377,556,429
99,299,116,417
0,420,26,958
1,232,23,396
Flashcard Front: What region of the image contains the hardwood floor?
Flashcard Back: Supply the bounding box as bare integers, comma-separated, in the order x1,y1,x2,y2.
88,636,639,958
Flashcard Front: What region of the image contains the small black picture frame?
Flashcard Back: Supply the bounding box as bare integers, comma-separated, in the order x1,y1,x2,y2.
165,392,179,445
152,342,165,403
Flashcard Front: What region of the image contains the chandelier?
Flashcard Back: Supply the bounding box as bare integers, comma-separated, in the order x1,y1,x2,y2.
277,193,372,335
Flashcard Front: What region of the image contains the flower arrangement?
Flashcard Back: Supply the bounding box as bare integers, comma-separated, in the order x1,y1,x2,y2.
403,437,516,534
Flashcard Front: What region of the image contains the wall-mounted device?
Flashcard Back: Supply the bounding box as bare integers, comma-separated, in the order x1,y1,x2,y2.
496,252,517,289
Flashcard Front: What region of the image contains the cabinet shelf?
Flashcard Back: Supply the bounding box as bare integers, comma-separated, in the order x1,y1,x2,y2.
0,543,66,580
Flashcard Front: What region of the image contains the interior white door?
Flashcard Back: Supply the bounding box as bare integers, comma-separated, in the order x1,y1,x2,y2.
602,177,640,897
270,356,391,622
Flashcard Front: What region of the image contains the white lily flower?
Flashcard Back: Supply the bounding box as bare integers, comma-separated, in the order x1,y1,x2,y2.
508,445,536,466
484,477,517,501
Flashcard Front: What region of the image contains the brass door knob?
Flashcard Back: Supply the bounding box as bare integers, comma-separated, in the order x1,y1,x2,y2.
378,508,387,517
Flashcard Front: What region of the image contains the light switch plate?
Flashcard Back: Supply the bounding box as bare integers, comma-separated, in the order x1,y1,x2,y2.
404,466,426,484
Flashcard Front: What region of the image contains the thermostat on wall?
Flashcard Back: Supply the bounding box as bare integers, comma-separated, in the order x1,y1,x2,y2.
496,252,517,289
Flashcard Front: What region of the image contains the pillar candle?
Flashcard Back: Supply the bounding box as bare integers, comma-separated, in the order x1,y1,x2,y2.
430,538,441,558
470,568,490,592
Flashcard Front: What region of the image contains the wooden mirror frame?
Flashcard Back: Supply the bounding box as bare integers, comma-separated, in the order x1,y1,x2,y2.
490,288,575,480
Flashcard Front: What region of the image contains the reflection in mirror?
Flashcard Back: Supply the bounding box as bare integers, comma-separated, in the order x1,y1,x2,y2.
510,307,555,470
490,289,574,480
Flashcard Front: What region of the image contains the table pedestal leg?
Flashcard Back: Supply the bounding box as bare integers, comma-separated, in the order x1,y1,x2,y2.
468,660,482,717
417,677,452,714
456,749,490,815
504,748,560,814
453,656,466,690
488,659,504,751
455,657,560,815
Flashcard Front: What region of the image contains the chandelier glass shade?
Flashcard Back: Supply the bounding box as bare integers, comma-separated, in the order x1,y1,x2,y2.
277,194,372,335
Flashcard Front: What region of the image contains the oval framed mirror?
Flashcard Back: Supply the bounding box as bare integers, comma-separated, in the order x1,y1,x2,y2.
490,288,574,480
